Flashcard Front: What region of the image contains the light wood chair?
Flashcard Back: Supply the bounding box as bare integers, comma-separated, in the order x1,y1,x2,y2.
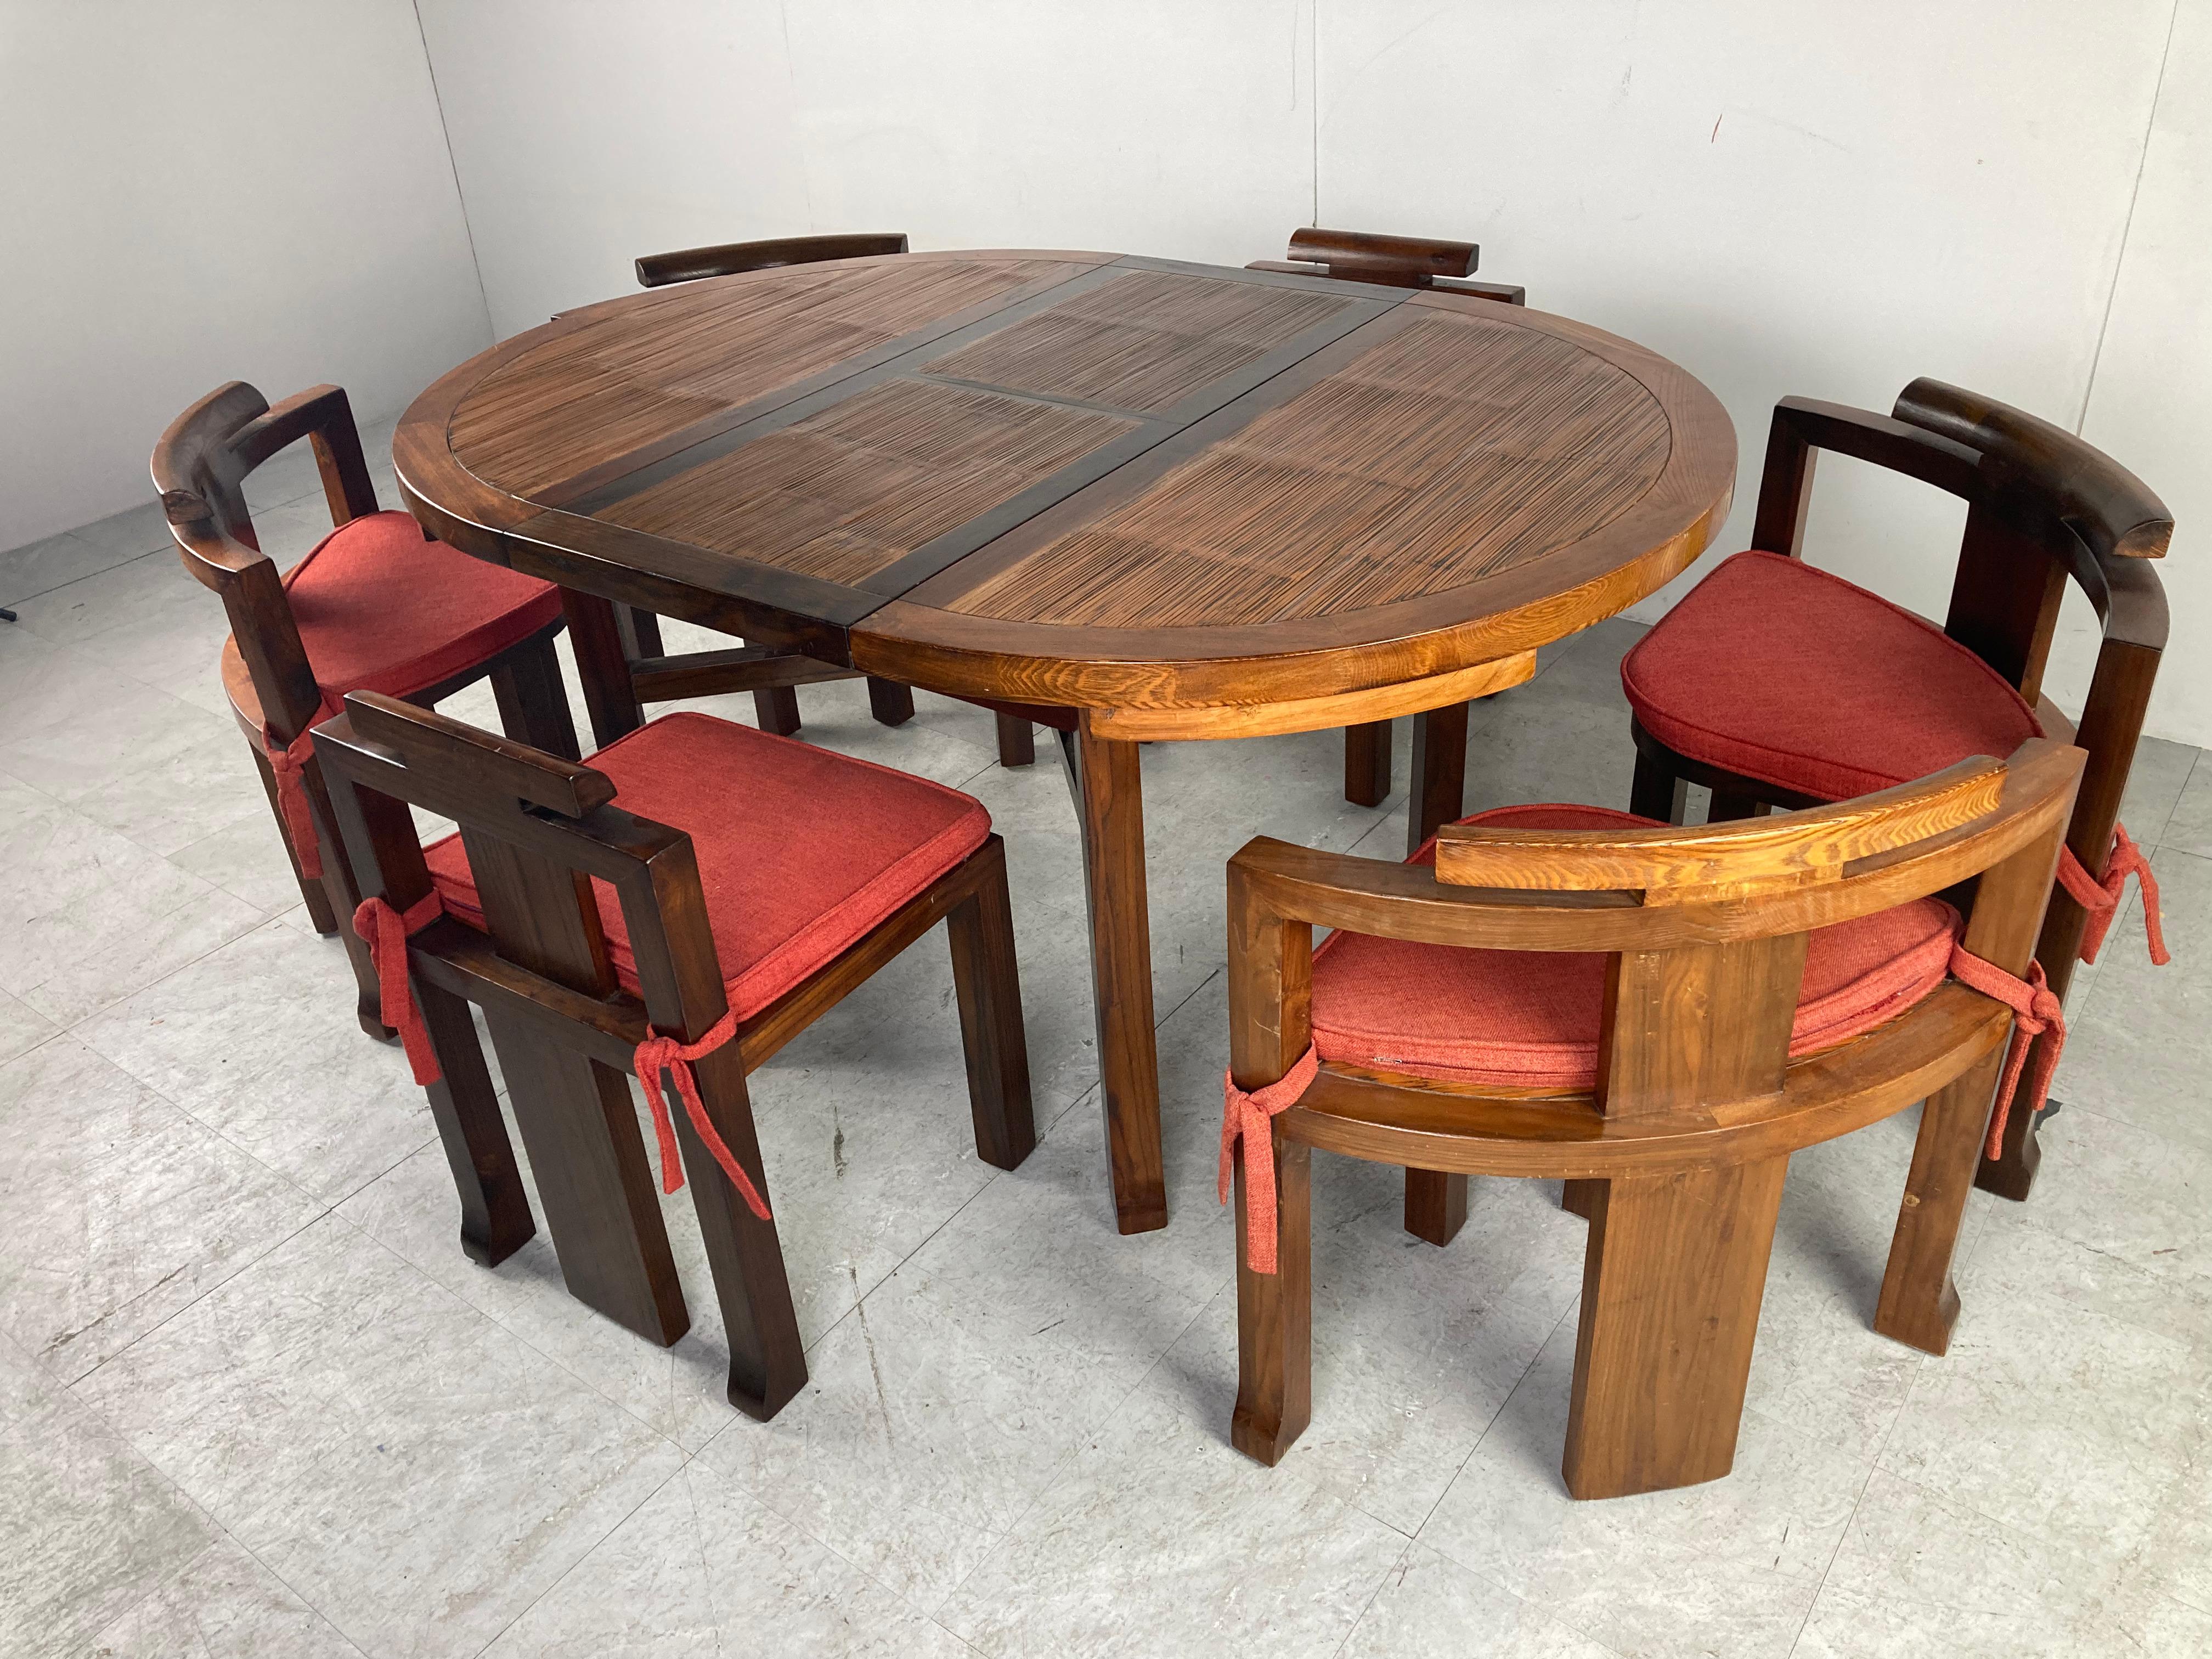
1249,227,1527,834
1220,736,2080,1498
1620,380,2172,1198
312,690,1034,1420
153,381,577,1035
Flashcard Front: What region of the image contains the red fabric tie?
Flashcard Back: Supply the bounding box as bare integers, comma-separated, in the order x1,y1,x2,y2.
264,721,329,880
1947,945,2066,1160
1218,1046,1322,1274
352,893,445,1085
2057,822,2169,968
633,1012,772,1220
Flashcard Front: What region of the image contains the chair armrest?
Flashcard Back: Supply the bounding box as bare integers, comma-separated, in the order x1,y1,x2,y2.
1229,836,1635,953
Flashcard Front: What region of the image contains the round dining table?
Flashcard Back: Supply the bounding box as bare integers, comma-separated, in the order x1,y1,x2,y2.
394,248,1736,1234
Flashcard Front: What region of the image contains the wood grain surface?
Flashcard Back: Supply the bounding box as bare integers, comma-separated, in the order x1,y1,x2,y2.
398,252,1736,715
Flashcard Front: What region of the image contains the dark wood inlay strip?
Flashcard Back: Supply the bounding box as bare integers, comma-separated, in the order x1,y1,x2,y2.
554,262,1141,515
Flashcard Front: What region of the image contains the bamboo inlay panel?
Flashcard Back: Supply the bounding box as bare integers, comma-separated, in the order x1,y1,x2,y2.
596,379,1139,586
942,311,1673,627
921,270,1353,413
448,258,1080,498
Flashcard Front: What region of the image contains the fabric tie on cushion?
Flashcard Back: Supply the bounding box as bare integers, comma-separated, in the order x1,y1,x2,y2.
2057,823,2169,967
352,893,445,1085
633,1011,772,1221
1946,946,2066,1159
1217,1046,1322,1274
264,710,336,879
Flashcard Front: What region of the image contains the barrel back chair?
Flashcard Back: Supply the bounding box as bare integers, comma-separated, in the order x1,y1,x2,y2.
311,690,1034,1420
1220,736,2081,1499
1249,227,1529,830
606,230,1054,763
152,381,575,1034
1620,379,2171,1199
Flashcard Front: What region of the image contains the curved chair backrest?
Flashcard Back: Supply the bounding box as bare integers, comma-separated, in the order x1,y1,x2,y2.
1246,226,1526,304
150,381,379,743
1750,382,2170,695
1746,381,2170,987
1894,377,2171,562
634,232,911,290
1234,737,2081,1119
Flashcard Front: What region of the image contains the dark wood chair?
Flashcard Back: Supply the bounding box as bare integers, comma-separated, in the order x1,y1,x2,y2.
152,381,578,1034
1220,737,2081,1498
311,691,1034,1420
1249,228,1527,829
618,230,1035,767
1618,379,2172,1200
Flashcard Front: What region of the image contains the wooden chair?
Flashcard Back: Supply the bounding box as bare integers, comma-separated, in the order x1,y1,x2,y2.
618,230,1039,765
310,691,1034,1419
152,381,577,1034
1619,379,2172,1199
1249,228,1527,830
1220,737,2081,1498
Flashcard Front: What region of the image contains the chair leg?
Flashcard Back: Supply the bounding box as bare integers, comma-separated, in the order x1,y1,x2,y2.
483,1013,689,1346
1707,791,1768,822
866,676,916,727
1561,1177,1602,1220
488,635,581,762
1562,1155,1788,1499
415,980,535,1267
1880,1049,2007,1352
946,840,1036,1171
679,1045,807,1420
1404,1169,1468,1245
995,711,1036,768
623,606,665,658
1344,720,1391,809
1407,702,1470,858
753,685,802,737
250,741,337,934
1628,747,1688,823
1231,1134,1312,1466
301,768,390,1040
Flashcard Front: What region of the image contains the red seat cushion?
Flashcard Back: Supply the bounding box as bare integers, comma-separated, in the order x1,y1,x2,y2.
422,712,992,1019
1311,804,1959,1090
283,511,564,706
1620,550,2041,802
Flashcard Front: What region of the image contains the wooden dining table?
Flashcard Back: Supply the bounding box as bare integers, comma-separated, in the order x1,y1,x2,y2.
393,248,1736,1234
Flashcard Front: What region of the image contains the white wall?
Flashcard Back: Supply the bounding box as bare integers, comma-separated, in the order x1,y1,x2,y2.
413,0,1317,337
0,0,491,549
63,2,2192,743
2081,0,2210,745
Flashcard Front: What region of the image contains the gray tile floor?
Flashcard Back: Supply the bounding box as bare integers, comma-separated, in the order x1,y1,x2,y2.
2,445,2208,1656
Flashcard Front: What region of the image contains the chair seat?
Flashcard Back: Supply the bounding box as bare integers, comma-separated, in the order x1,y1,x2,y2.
424,712,992,1019
284,510,565,705
1621,550,2042,802
1311,804,1959,1090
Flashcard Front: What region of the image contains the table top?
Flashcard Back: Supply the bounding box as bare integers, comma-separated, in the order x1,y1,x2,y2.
397,250,1735,716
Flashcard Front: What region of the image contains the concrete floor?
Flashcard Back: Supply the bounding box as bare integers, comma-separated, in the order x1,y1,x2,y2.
3,439,2208,1657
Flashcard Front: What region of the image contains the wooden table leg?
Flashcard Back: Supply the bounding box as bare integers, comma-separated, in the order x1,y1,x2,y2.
558,589,645,748
1407,701,1470,857
1344,719,1391,808
1075,714,1166,1233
